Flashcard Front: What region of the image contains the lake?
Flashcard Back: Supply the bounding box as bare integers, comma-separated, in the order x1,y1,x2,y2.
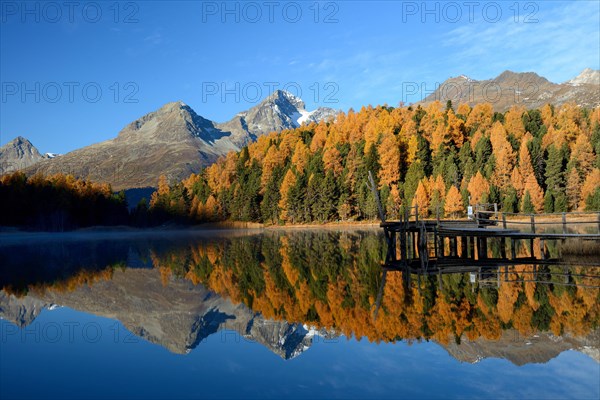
0,229,598,399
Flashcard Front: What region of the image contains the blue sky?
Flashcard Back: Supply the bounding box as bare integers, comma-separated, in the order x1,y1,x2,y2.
1,0,599,154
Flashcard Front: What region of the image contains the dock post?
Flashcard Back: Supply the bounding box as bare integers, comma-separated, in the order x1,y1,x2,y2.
540,239,545,260
510,238,516,260
562,212,567,234
529,215,535,257
469,236,475,259
481,237,488,259
500,237,507,258
434,227,438,258
497,268,501,288
367,170,386,222
502,213,507,229
400,227,407,267
391,230,397,262
461,236,467,258
413,231,418,258
529,239,535,258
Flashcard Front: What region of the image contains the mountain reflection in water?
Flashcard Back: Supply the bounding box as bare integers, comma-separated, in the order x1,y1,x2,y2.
0,229,598,365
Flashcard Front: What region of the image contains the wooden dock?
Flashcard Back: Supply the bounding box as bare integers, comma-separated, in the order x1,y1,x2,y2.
364,171,600,278
378,204,600,274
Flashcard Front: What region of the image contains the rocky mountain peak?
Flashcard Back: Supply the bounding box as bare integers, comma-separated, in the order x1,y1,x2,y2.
268,89,306,110
117,100,216,143
10,136,28,145
566,68,600,86
217,90,338,148
0,136,46,174
494,70,549,85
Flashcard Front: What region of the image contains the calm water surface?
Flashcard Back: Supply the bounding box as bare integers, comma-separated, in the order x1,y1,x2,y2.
0,229,598,399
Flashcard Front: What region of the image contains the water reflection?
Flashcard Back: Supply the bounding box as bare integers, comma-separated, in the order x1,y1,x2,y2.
0,229,598,365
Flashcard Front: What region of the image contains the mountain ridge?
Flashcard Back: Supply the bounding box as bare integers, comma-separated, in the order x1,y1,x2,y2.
0,267,328,359
419,68,599,111
11,90,338,190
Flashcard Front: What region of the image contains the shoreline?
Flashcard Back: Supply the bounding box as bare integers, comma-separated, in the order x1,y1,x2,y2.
0,221,383,244
1,213,597,238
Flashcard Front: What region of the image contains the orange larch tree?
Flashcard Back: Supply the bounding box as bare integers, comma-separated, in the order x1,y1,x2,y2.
291,140,310,174
444,185,464,217
378,132,401,188
323,146,344,177
503,105,526,140
278,169,297,222
467,171,490,205
412,178,430,218
523,174,544,213
581,168,600,208
490,121,516,190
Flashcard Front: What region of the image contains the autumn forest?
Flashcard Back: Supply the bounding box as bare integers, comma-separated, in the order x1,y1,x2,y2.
151,101,600,225
1,101,600,230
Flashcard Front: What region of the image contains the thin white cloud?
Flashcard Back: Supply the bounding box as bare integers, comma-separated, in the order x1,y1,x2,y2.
144,32,163,46
442,1,600,82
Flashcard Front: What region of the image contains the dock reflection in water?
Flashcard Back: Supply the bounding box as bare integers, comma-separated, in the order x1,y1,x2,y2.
0,229,598,399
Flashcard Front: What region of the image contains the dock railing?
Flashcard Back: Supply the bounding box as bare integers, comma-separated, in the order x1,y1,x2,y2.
475,210,600,235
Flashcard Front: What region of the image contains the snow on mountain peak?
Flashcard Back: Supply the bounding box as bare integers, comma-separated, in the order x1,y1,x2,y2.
457,74,476,82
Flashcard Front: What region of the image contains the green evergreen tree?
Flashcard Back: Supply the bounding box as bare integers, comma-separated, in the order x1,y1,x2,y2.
233,159,262,221
554,192,567,212
458,144,476,183
522,191,535,214
261,167,283,224
543,190,554,213
545,144,568,199
591,122,600,168
502,186,518,213
474,136,492,175
403,160,425,207
191,174,212,203
364,143,381,183
528,137,545,188
522,109,545,138
584,188,600,211
287,172,306,223
416,133,432,176
488,184,501,205
443,148,460,188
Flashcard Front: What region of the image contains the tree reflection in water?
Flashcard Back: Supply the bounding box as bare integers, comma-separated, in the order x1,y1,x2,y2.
3,230,596,347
